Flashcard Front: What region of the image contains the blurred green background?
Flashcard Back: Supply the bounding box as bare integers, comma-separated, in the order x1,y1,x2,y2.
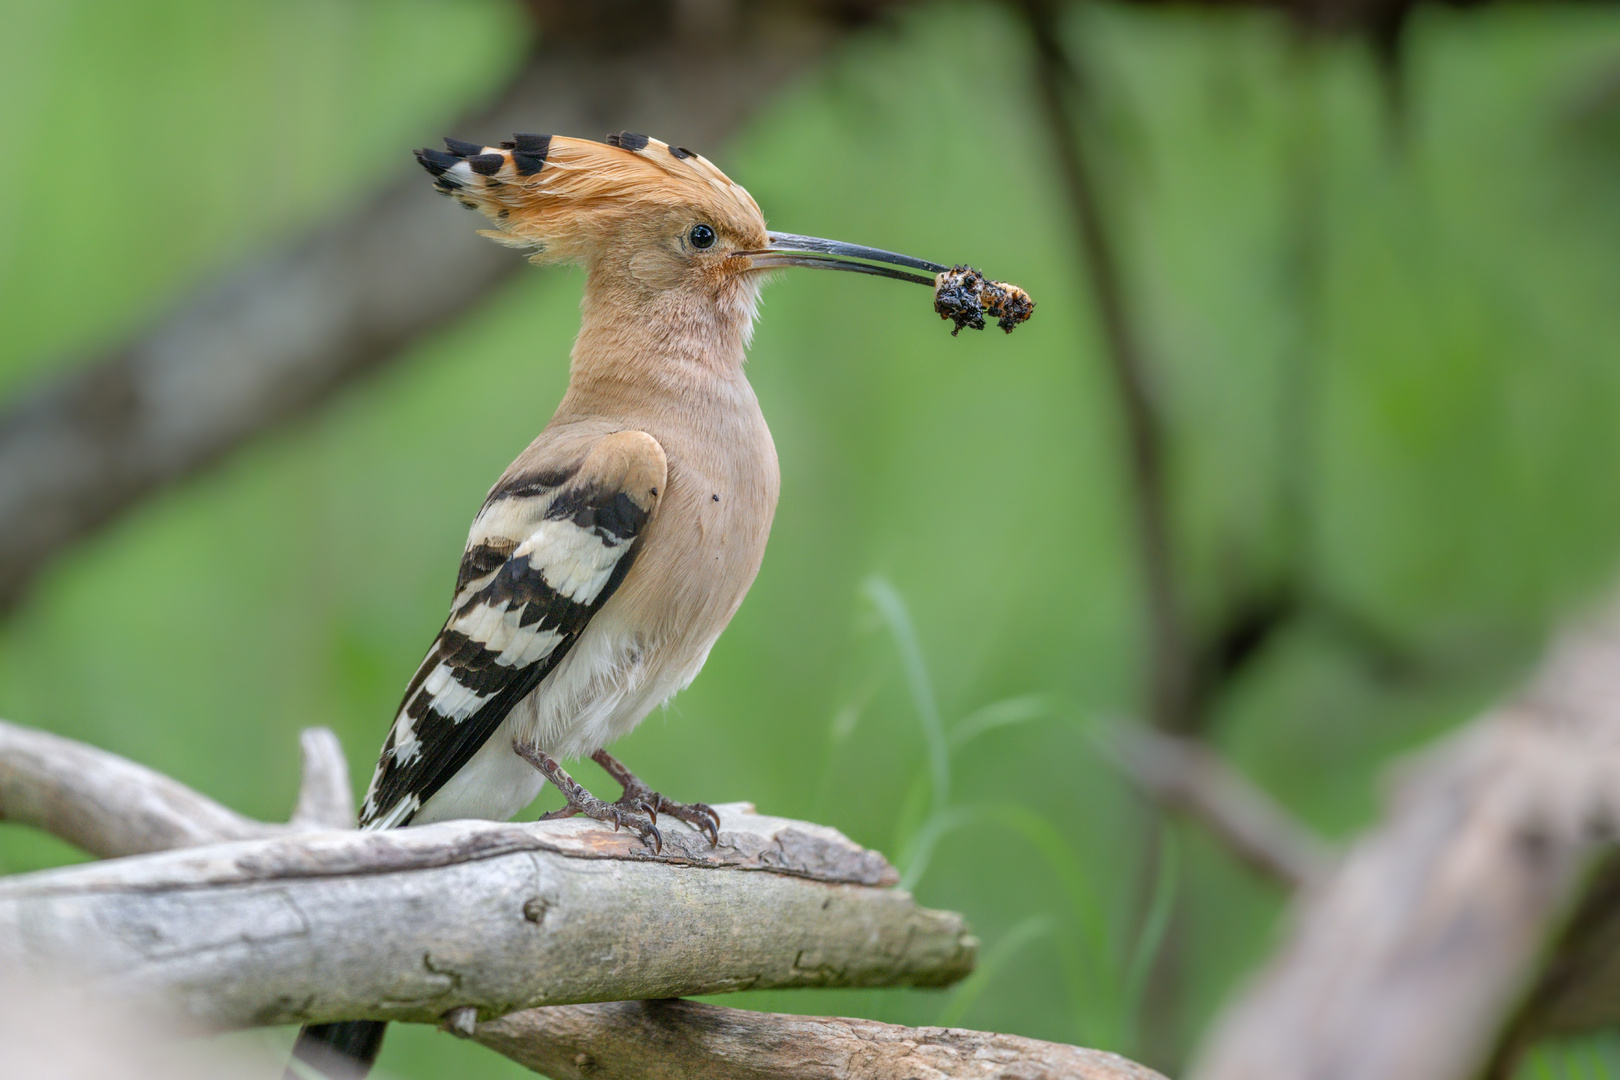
6,1,1620,1077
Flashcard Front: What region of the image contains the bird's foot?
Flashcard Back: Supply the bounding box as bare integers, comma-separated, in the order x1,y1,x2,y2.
592,749,721,846
514,742,662,853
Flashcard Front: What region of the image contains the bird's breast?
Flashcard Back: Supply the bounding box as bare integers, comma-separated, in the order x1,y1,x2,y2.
608,388,779,657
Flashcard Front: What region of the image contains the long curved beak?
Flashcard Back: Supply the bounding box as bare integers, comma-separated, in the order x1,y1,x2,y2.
743,232,947,286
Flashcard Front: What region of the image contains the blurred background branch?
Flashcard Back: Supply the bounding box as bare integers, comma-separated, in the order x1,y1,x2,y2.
1022,0,1193,737
1192,599,1620,1080
0,718,350,855
1100,723,1334,889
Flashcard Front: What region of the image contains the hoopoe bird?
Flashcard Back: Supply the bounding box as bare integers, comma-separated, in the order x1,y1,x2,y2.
288,130,1021,1080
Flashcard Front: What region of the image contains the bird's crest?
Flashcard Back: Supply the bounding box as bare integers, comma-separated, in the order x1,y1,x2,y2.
414,131,766,262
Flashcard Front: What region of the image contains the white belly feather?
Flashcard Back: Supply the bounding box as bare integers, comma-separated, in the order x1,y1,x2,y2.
412,609,714,825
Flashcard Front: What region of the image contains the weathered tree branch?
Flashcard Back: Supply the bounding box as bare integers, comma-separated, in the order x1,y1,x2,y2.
470,998,1166,1080
0,720,957,1044
0,722,1177,1079
1102,724,1335,890
290,727,358,830
1190,602,1620,1080
0,801,969,1029
0,0,894,612
0,719,348,856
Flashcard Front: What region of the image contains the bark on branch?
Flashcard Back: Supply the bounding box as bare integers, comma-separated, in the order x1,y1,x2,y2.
471,998,1165,1080
0,719,1172,1079
0,800,970,1029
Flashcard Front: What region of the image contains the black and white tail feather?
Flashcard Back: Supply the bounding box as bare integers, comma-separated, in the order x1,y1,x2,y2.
286,429,665,1080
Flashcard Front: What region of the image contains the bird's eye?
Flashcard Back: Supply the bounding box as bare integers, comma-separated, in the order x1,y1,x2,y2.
689,223,716,250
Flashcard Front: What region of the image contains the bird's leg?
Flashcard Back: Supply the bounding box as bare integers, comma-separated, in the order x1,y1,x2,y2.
513,741,662,853
591,749,721,846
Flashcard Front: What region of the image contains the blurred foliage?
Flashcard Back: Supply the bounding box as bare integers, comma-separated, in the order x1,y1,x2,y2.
1525,1032,1620,1080
5,1,1620,1076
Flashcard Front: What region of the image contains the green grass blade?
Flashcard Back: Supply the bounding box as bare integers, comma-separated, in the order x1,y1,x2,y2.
1120,825,1181,1054
863,575,950,816
949,693,1062,750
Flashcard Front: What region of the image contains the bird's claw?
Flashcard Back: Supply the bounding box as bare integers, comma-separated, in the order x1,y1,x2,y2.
652,794,720,845
624,796,658,823
683,801,722,846
615,788,719,846
593,749,722,847
570,791,662,853
609,803,663,854
515,743,664,852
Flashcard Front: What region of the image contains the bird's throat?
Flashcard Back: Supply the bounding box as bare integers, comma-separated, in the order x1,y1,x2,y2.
570,271,759,391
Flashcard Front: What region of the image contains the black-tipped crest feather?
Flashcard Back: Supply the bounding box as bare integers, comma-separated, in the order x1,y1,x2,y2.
414,147,458,176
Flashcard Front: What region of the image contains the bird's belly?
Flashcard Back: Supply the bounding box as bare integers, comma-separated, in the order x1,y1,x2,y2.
410,606,712,825
496,607,712,763
412,718,546,824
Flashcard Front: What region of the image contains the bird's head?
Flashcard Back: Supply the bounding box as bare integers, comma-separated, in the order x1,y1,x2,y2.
416,131,947,343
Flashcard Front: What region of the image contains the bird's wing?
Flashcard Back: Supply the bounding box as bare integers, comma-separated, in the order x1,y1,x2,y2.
360,430,667,829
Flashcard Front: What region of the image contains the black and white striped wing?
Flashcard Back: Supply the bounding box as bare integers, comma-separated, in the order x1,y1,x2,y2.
360,431,666,829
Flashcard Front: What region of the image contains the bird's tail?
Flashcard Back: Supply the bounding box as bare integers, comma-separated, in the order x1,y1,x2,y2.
284,1020,388,1080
